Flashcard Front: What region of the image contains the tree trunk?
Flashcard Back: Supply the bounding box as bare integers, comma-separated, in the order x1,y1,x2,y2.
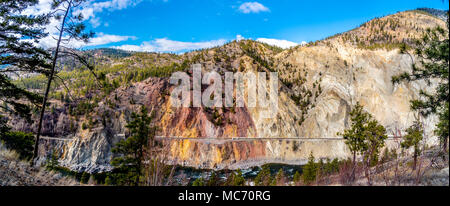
413,152,417,171
444,137,448,153
31,0,73,166
351,151,356,181
365,157,372,185
364,148,376,186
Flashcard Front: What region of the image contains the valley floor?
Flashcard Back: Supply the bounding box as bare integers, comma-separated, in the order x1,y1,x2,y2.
0,144,448,186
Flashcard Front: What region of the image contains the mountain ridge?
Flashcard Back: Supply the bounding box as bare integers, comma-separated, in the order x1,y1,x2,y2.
6,10,448,172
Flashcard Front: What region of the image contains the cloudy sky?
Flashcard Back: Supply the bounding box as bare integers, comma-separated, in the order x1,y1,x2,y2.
26,0,448,53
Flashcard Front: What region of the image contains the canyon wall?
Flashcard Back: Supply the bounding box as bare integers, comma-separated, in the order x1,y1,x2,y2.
14,11,445,172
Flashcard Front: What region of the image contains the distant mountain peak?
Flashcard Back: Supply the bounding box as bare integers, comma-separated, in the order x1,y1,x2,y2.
416,8,448,20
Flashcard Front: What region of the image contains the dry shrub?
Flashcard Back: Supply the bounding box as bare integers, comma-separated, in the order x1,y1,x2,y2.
143,140,176,186
338,159,356,185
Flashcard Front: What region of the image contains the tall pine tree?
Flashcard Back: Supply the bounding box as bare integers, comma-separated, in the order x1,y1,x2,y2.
0,1,52,157
111,106,156,186
32,0,94,164
401,120,423,170
0,0,51,126
392,12,449,152
338,102,387,183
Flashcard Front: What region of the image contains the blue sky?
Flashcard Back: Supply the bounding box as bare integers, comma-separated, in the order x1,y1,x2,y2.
29,0,449,52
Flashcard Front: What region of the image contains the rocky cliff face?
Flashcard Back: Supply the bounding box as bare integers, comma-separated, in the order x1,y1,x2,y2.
9,10,446,172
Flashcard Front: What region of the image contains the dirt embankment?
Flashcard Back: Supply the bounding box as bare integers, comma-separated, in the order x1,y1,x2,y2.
324,147,449,186
0,145,79,186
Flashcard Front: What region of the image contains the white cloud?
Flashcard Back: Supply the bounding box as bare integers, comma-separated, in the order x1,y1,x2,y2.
38,33,135,49
238,2,269,14
74,0,143,27
112,38,227,53
256,38,299,49
84,33,136,47
90,17,101,28
21,0,142,48
236,34,245,41
23,0,144,29
89,0,142,14
21,0,53,16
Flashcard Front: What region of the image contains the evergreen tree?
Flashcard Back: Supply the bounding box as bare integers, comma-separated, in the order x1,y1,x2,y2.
111,106,155,186
254,165,272,186
302,152,317,184
272,168,285,186
337,102,370,180
401,120,423,170
323,158,332,174
81,172,90,184
330,158,340,173
233,169,245,186
337,102,387,183
317,159,325,178
104,175,113,186
48,150,60,169
207,171,221,186
435,102,449,152
362,118,387,185
0,130,35,160
392,13,449,152
364,119,388,166
0,0,51,138
192,177,205,186
293,171,301,184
